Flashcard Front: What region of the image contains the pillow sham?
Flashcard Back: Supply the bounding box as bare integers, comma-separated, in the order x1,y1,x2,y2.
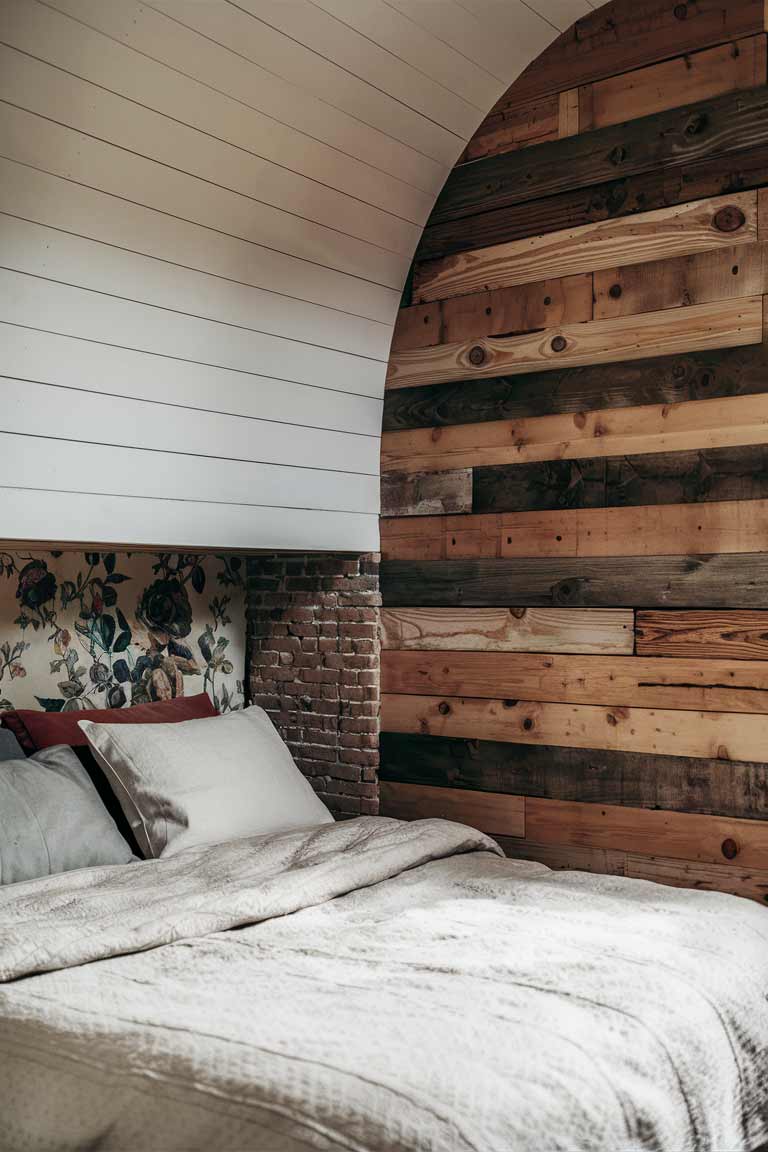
79,705,333,858
0,745,135,885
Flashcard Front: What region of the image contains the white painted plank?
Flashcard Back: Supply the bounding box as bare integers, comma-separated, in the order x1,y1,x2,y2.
0,214,392,361
531,0,592,31
0,270,387,398
148,0,464,166
455,0,560,47
0,379,378,477
0,325,383,437
0,488,381,552
0,45,419,257
310,0,500,110
0,432,378,514
3,0,433,226
0,104,407,292
43,0,446,195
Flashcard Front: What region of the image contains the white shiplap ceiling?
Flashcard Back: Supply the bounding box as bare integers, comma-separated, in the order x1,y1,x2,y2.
0,0,592,551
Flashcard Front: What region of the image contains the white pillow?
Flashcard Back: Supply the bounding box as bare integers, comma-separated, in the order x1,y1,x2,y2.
78,705,332,858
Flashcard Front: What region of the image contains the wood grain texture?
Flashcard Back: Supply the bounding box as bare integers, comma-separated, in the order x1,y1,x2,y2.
462,92,560,163
578,35,767,132
497,837,627,876
473,445,768,515
381,692,768,763
381,469,472,517
382,394,768,474
428,83,768,226
414,193,757,304
378,780,525,838
507,0,767,104
593,244,766,320
382,340,768,432
636,609,768,660
380,606,633,654
380,498,768,562
379,732,768,820
381,649,768,713
379,554,768,609
524,796,768,869
624,853,768,903
390,302,442,352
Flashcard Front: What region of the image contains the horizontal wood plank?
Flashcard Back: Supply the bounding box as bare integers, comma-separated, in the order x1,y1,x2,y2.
379,733,768,820
497,837,627,876
381,692,768,764
636,609,768,660
380,607,633,654
378,781,525,838
379,554,768,609
382,393,768,474
414,193,757,304
525,796,768,870
381,470,472,517
461,92,560,163
624,852,768,903
381,498,768,561
381,649,768,713
473,445,768,515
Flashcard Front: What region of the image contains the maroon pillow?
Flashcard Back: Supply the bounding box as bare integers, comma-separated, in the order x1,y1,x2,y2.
2,694,218,855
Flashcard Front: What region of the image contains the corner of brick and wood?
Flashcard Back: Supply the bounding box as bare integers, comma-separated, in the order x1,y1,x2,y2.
378,0,768,904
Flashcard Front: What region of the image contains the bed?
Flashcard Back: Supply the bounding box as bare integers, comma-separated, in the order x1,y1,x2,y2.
2,815,767,1152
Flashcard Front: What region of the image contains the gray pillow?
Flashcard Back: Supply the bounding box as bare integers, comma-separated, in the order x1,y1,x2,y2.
0,728,24,762
0,745,135,885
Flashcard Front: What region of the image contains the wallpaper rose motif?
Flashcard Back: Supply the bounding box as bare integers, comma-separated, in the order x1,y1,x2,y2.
0,551,245,714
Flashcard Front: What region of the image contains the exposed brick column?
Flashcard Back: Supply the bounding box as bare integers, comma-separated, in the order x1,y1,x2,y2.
246,553,380,817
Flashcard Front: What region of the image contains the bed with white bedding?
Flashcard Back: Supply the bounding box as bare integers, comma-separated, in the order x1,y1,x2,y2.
1,815,767,1152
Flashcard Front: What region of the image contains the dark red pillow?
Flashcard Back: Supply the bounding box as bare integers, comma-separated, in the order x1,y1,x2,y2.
2,694,218,855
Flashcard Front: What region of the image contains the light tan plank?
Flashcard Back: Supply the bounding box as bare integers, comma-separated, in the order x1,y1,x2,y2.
440,273,593,346
380,497,768,561
381,649,768,713
379,781,525,838
625,853,768,903
381,391,768,473
557,88,580,137
594,245,766,320
390,302,442,352
380,607,634,655
386,297,763,389
525,796,768,870
412,192,757,304
579,35,768,132
497,837,627,876
380,693,768,763
380,469,472,517
636,610,768,660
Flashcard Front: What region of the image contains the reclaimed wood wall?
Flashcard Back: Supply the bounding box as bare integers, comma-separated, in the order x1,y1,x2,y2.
379,0,768,905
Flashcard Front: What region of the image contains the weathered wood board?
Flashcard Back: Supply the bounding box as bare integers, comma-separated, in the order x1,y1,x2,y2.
380,606,633,654
381,469,472,517
636,609,768,660
378,781,525,838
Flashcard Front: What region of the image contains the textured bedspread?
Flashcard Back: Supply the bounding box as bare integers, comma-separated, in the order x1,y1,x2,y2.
0,816,767,1152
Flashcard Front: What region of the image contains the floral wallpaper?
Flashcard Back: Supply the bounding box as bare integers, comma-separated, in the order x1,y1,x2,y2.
0,551,246,714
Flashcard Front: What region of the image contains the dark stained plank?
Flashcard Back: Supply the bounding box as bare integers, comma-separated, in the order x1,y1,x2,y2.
428,86,768,227
382,340,768,433
636,609,768,659
473,445,768,514
381,469,472,517
379,733,768,820
380,554,768,608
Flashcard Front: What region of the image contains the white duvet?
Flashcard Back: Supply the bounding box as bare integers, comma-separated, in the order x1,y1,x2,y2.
0,816,767,1152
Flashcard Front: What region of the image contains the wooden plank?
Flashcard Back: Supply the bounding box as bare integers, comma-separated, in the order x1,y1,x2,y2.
380,607,633,654
380,498,768,562
506,0,767,105
390,302,442,352
382,340,768,433
381,649,768,714
624,853,768,904
594,245,766,320
381,470,472,517
636,610,768,660
498,838,627,876
557,89,580,137
578,35,767,132
379,733,768,820
439,274,593,347
462,93,560,163
378,781,525,838
525,796,768,870
382,394,768,474
379,554,768,609
414,193,757,304
473,446,768,515
381,692,768,764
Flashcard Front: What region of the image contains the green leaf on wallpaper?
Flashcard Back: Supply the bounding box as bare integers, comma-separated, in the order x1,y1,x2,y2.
103,553,116,575
113,630,132,653
58,682,82,700
191,565,206,595
35,697,65,713
116,607,130,634
102,585,118,609
96,613,116,650
106,573,130,584
60,580,77,607
85,552,100,567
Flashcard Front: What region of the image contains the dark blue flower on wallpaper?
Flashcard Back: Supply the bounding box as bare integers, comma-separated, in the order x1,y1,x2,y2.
136,578,193,641
16,560,57,612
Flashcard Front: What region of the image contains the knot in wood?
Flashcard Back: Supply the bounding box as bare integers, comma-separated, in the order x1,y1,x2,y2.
721,837,739,860
503,698,518,708
437,701,451,716
684,112,707,137
713,205,746,233
608,283,622,299
551,335,567,353
673,2,688,17
468,344,486,367
607,145,626,167
522,716,534,731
